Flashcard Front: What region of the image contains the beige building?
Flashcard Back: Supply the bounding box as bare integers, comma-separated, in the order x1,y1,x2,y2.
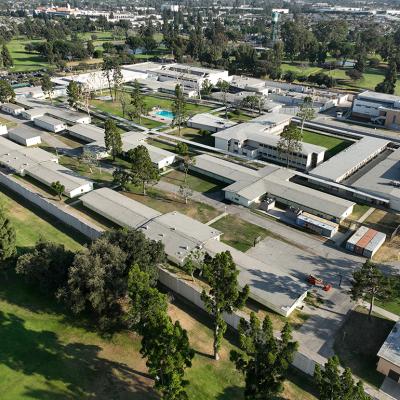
377,321,400,382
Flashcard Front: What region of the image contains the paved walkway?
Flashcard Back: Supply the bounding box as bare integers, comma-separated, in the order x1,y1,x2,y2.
358,207,375,223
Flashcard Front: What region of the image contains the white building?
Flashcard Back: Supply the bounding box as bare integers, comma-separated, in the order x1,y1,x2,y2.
34,116,67,133
21,108,49,121
377,321,400,383
8,127,42,147
187,113,237,132
352,91,400,129
213,113,325,170
14,86,45,100
1,103,24,116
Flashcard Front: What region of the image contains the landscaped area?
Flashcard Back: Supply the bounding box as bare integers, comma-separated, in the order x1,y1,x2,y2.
302,130,352,159
161,169,226,193
0,186,317,400
334,306,393,388
8,37,49,72
123,186,220,224
170,127,215,146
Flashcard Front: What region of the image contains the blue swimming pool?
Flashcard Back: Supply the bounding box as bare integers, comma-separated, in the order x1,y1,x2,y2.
156,110,174,119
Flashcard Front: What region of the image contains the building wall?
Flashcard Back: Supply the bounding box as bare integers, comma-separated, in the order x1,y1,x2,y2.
352,99,382,118
377,358,400,380
1,105,23,115
34,119,66,133
157,155,176,169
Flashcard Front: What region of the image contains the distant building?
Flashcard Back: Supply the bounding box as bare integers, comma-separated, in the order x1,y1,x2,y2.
352,91,400,130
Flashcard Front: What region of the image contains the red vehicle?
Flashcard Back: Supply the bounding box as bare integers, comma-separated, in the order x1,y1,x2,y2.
307,275,332,291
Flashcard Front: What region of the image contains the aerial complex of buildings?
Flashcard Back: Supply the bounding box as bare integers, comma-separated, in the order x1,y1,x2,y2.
1,2,400,398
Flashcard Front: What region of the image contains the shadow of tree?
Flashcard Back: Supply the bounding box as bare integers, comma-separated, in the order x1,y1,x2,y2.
215,386,244,400
0,310,157,399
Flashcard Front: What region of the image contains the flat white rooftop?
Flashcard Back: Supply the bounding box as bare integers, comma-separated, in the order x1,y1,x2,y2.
378,321,400,367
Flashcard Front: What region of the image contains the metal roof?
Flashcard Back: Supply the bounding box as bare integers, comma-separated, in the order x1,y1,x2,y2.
9,126,42,140
0,148,57,172
310,137,390,182
378,321,400,367
188,113,237,129
68,123,105,143
34,115,65,127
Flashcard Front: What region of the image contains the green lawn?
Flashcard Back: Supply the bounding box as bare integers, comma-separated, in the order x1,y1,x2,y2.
162,169,226,193
218,111,253,122
211,215,270,252
142,96,214,115
302,130,352,158
171,127,214,146
90,99,164,129
8,37,50,72
334,306,393,388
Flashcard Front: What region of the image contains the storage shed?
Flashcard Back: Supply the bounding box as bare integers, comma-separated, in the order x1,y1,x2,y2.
34,115,67,133
346,226,386,258
1,103,24,116
8,127,42,147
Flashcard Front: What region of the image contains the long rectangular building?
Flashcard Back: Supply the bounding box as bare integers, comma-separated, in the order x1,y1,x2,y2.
310,137,390,183
192,154,355,222
80,187,308,316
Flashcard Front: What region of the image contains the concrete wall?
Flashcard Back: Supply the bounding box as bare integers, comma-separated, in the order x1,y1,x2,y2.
377,358,400,380
0,171,102,240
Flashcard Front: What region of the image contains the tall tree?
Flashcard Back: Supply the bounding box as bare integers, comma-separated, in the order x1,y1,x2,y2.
41,75,54,103
350,260,392,320
127,266,194,399
176,142,195,183
102,57,115,100
66,237,127,330
0,206,16,266
66,80,82,109
112,61,123,100
297,96,315,135
104,119,122,161
0,79,15,102
16,240,74,296
119,91,131,118
172,84,187,136
216,79,230,118
129,80,147,123
201,251,249,360
231,313,298,399
375,58,397,94
51,181,65,200
1,45,13,68
127,145,159,195
277,123,303,168
314,356,370,400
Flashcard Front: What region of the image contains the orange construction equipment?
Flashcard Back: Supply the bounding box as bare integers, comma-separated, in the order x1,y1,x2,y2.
307,275,332,291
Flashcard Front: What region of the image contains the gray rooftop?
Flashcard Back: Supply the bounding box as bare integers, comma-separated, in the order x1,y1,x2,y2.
310,137,390,182
358,90,400,105
378,321,400,367
188,113,237,130
9,126,42,140
68,123,105,143
34,115,65,127
47,108,89,123
0,148,57,172
0,136,23,154
2,102,24,111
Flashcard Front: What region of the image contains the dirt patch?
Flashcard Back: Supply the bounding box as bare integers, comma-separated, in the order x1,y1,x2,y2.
374,235,400,262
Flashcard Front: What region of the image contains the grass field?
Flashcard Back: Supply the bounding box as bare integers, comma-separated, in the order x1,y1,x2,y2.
170,127,215,146
161,169,226,193
334,306,393,388
281,62,400,95
141,95,213,115
302,130,352,158
8,37,49,72
123,187,220,224
211,215,270,252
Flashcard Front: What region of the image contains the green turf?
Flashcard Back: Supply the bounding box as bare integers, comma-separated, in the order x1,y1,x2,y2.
162,169,226,193
8,37,50,72
171,127,215,146
142,95,214,115
301,130,352,158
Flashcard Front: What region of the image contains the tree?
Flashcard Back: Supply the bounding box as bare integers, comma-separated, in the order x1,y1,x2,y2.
0,207,16,266
127,266,194,399
112,61,123,100
129,80,147,123
41,75,54,103
172,84,187,136
16,240,74,296
296,96,315,135
102,57,115,100
350,260,392,320
183,249,204,282
80,149,98,174
66,81,82,109
176,142,195,183
104,119,122,161
127,145,159,195
51,181,65,200
216,79,230,118
241,95,264,115
1,45,13,68
66,237,127,330
0,80,15,102
119,91,131,118
375,58,397,94
87,40,95,57
200,79,213,97
230,313,298,399
277,123,303,168
201,251,249,360
346,69,363,81
314,356,370,400
178,183,193,205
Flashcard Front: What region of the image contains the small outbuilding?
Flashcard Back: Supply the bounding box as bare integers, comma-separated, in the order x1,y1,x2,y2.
1,103,24,116
346,226,386,258
8,127,42,147
34,115,67,133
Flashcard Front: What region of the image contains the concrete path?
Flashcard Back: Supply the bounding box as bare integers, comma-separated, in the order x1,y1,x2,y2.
357,207,375,223
206,212,227,226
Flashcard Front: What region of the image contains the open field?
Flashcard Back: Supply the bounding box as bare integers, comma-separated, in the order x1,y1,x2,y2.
218,111,254,122
334,306,393,388
0,187,316,400
8,37,49,72
211,215,271,252
363,209,400,235
170,127,215,146
123,187,220,224
281,62,400,95
90,99,164,129
142,95,214,115
302,130,352,158
161,169,226,193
